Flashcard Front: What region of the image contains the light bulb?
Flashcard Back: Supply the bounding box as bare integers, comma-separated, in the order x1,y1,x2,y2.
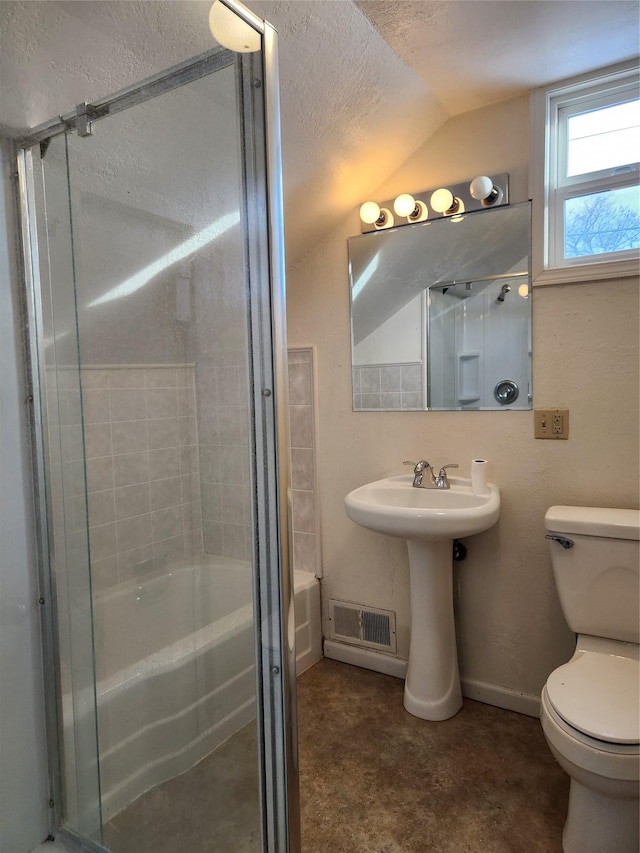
470,175,502,206
469,176,493,200
360,201,381,225
430,188,454,213
430,188,461,215
394,194,417,217
209,1,261,53
518,283,529,298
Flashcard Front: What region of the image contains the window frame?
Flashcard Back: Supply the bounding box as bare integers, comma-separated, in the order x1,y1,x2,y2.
531,61,640,286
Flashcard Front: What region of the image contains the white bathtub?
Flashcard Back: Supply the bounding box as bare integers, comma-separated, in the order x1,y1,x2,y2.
88,558,321,819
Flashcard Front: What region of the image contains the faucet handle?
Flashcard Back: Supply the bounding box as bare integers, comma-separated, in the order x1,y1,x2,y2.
405,460,431,472
438,463,459,475
435,463,458,489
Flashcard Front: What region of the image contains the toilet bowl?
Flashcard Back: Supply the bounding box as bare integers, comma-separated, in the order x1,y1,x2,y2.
540,646,639,852
543,506,640,853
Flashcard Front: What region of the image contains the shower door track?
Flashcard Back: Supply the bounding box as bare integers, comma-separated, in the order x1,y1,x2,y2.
16,7,297,852
19,48,233,149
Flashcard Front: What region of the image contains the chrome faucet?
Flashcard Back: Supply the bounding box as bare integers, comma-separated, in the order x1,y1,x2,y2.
404,460,459,489
404,459,435,488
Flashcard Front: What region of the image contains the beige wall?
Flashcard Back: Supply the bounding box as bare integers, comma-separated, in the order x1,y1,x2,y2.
286,95,640,699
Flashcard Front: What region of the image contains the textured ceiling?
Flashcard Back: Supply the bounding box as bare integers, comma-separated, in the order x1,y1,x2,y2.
355,1,640,116
1,1,638,267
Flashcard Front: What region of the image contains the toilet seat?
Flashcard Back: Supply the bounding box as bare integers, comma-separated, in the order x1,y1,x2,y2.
547,651,640,745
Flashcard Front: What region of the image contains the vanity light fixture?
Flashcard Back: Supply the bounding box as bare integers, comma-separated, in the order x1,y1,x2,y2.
393,193,428,222
359,201,394,229
358,173,509,234
208,0,261,52
469,175,504,206
430,188,464,216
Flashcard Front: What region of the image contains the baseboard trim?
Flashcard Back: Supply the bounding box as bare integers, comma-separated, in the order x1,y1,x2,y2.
323,639,408,679
461,676,540,718
323,640,541,718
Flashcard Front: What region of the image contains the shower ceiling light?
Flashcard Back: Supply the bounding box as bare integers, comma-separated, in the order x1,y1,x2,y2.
209,1,261,52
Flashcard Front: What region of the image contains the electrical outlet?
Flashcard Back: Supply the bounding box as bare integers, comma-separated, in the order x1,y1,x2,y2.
534,407,569,440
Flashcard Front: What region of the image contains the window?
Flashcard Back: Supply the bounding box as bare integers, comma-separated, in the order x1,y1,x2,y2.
532,63,640,283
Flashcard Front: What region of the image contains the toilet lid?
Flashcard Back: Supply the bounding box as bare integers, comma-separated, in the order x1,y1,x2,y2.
547,652,639,744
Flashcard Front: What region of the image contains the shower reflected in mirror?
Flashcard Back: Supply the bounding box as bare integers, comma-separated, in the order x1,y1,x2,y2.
349,202,532,411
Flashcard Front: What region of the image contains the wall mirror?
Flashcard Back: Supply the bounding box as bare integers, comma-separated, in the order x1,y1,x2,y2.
349,201,532,411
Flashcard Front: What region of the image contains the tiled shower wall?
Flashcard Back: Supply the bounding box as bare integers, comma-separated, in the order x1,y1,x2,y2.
288,348,321,576
197,353,252,562
55,352,320,586
352,362,424,410
80,364,202,591
198,346,321,574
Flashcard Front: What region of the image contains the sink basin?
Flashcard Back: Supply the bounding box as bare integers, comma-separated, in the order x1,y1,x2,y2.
345,475,500,541
344,473,500,721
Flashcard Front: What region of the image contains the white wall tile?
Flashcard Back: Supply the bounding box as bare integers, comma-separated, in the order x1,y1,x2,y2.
147,418,180,450
149,476,182,511
108,368,145,389
83,389,110,424
89,522,117,560
289,405,313,449
116,513,152,552
87,489,115,526
111,420,147,454
115,483,150,520
84,422,112,459
114,451,150,487
109,388,146,421
145,388,178,420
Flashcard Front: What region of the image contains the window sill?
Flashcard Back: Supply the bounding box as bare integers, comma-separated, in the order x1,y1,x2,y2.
533,256,639,287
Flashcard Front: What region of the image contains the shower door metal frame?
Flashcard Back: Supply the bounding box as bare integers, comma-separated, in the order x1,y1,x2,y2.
16,4,299,850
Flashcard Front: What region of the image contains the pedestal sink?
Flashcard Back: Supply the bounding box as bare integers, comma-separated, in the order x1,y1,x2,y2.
344,474,500,721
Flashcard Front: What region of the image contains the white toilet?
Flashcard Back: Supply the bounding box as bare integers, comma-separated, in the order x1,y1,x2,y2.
542,505,640,853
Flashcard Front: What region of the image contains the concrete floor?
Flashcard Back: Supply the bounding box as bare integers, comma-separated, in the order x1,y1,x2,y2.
95,657,568,852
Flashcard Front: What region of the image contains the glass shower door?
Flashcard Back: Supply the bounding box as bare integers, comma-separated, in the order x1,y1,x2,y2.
21,31,295,853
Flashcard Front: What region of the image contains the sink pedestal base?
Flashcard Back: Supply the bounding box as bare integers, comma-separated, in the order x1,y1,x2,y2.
403,539,462,721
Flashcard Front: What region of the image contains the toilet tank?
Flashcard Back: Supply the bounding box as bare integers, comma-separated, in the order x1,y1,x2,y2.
545,506,640,644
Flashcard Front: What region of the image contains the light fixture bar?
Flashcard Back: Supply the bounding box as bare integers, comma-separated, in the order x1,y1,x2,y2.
359,173,509,233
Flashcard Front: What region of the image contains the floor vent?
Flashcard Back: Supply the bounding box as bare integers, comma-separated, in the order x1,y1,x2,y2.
328,599,396,653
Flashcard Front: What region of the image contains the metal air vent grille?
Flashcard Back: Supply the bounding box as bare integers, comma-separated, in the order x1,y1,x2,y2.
328,599,396,653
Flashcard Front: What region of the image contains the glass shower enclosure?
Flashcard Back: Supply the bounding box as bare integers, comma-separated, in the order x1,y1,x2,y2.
18,5,297,852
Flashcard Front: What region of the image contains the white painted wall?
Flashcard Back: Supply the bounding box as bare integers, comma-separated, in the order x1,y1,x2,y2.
353,293,422,366
0,141,50,851
286,94,640,699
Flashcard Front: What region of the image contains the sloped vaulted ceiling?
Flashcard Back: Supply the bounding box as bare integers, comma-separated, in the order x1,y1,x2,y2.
355,1,640,115
0,0,638,267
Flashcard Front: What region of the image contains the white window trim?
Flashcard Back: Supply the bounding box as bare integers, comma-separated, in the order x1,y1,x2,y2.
530,60,640,287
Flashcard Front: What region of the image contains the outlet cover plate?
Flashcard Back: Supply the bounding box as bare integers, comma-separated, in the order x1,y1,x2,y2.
534,407,569,439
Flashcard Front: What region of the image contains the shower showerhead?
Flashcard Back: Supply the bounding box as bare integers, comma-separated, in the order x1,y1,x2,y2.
496,284,511,303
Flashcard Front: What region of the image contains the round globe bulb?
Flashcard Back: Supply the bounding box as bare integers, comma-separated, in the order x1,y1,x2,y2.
394,194,417,217
469,176,494,200
209,1,261,53
360,201,381,225
518,283,529,298
430,188,454,213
